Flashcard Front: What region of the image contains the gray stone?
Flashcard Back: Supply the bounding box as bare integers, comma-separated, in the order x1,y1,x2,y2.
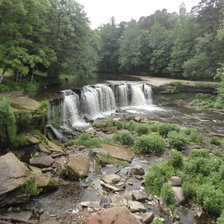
128,201,146,213
0,153,29,195
141,212,154,223
111,194,128,207
30,155,54,168
101,181,120,192
76,201,101,212
132,190,148,201
172,187,185,204
100,173,121,185
167,176,182,186
130,165,145,176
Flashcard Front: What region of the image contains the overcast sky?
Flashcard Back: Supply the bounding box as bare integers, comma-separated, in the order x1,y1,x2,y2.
77,0,200,28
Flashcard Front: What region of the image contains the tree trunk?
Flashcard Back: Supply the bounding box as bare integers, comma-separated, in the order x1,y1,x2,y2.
0,67,7,84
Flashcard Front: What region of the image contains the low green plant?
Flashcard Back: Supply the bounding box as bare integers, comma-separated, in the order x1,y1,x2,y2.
210,136,222,145
127,120,138,131
148,122,160,132
114,120,123,130
77,133,102,148
151,221,163,224
21,180,42,196
158,123,180,137
0,84,9,92
134,134,165,153
170,81,183,91
15,113,33,132
182,181,197,198
168,150,183,168
189,149,209,159
136,124,150,135
113,131,134,145
217,211,224,224
183,128,203,143
161,183,175,206
168,131,187,150
99,153,129,166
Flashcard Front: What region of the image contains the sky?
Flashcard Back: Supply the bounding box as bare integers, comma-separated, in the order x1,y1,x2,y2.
77,0,200,28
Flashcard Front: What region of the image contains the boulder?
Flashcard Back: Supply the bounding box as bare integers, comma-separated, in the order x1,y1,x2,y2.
111,194,128,207
167,176,182,186
66,155,90,177
132,190,148,201
85,207,141,224
76,201,101,212
29,155,54,168
172,187,185,204
141,212,154,223
130,165,145,176
92,144,134,162
100,174,121,185
128,201,146,213
0,153,28,195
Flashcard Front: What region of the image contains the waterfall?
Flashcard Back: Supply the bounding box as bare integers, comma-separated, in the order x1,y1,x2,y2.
131,84,147,106
48,82,154,134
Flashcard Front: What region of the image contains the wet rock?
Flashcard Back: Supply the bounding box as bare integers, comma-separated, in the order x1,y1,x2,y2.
85,206,141,224
132,190,148,201
29,155,54,168
76,201,101,212
167,176,182,186
66,155,90,177
111,194,128,207
0,153,29,196
172,187,185,204
26,134,40,144
128,201,146,213
91,178,105,195
92,144,134,162
130,165,145,176
101,181,120,192
141,212,154,223
100,173,121,185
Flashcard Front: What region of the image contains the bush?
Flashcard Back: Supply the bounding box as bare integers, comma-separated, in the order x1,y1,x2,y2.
168,150,183,168
134,134,165,153
77,133,102,148
161,183,175,206
189,149,209,159
148,122,160,132
196,184,224,215
0,96,16,149
151,221,163,224
210,136,222,145
136,124,150,135
21,180,42,196
15,113,33,132
217,211,224,224
0,84,9,92
127,120,138,131
113,131,134,145
182,181,197,198
183,128,203,143
114,120,123,130
168,131,187,150
158,123,179,137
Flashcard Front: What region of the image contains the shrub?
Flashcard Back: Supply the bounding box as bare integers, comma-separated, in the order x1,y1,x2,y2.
158,123,179,137
196,184,224,215
217,211,224,224
168,131,187,150
77,133,102,148
151,221,163,224
183,128,203,143
127,120,138,131
168,150,183,168
21,180,42,196
15,112,33,132
182,181,197,198
0,96,16,149
189,149,209,159
113,131,134,145
0,84,9,92
148,122,160,132
136,124,150,135
134,134,165,153
210,136,222,145
161,183,175,206
114,120,123,130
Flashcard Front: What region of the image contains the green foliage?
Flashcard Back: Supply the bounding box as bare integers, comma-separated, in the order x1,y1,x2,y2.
158,123,180,137
0,96,16,149
148,122,160,132
113,132,134,145
196,184,224,215
168,150,184,168
170,82,183,91
183,128,203,143
210,136,222,145
21,180,42,196
182,181,197,198
151,221,163,224
217,211,224,224
126,120,138,131
189,149,209,159
99,153,129,166
161,183,175,206
136,124,150,135
0,84,9,92
168,131,187,150
15,113,33,132
114,120,123,130
77,133,102,148
134,134,165,153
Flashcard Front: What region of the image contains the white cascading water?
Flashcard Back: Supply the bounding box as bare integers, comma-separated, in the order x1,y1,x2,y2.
131,84,147,106
143,84,153,105
117,83,129,107
62,90,86,127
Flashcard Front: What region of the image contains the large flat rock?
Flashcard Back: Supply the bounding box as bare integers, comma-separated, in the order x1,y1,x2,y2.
66,155,90,177
85,206,141,224
92,144,134,162
0,153,28,195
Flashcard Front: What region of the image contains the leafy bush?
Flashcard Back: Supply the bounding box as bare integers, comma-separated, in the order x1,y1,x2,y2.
0,84,9,92
158,123,180,137
136,124,150,135
168,150,183,168
77,133,102,148
182,181,197,198
210,136,222,145
21,180,42,196
148,122,160,132
196,184,224,215
114,120,123,130
134,134,165,153
217,211,224,224
127,120,138,131
13,134,28,148
113,131,134,145
145,163,174,195
161,183,175,206
0,96,16,149
151,221,163,224
189,149,209,159
183,128,203,143
168,131,187,150
15,113,33,132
